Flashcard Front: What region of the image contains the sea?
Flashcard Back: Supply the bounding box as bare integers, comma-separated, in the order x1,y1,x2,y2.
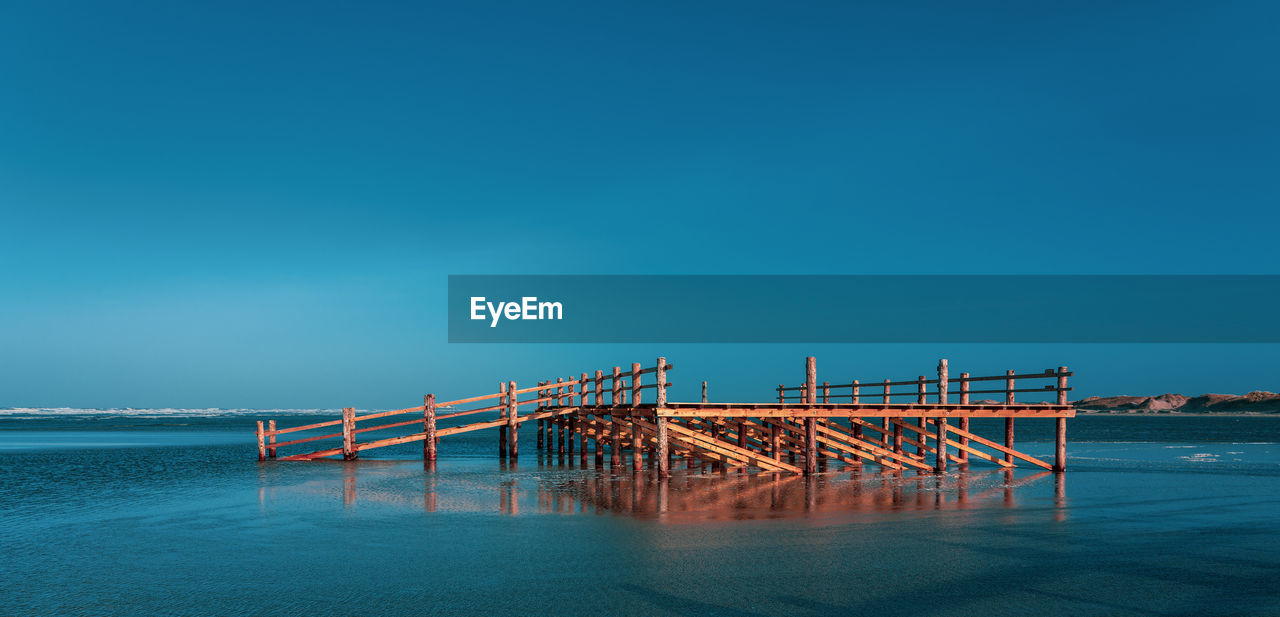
2,410,1278,616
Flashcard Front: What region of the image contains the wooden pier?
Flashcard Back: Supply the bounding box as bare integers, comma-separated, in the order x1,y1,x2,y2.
257,357,1074,474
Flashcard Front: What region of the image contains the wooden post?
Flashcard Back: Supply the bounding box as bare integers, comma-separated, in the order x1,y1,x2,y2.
536,381,545,450
701,381,707,403
882,379,892,436
916,375,927,457
1005,369,1015,464
578,372,589,462
342,407,356,460
557,377,566,454
630,363,643,470
935,359,948,473
804,356,817,476
850,380,863,445
566,379,575,456
958,373,970,463
891,378,902,453
657,357,670,478
1055,366,1068,473
507,380,518,459
611,366,622,468
267,420,277,458
256,421,266,461
772,385,783,460
499,383,508,458
424,394,437,461
595,370,605,466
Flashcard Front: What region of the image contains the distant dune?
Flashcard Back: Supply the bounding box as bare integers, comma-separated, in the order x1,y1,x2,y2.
1075,391,1280,414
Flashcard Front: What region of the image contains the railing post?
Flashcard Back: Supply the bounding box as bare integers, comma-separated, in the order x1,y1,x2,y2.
342,407,356,460
594,370,605,466
611,366,622,468
772,385,783,461
578,372,589,462
536,381,545,450
498,383,508,459
958,373,970,463
630,363,642,470
424,394,437,461
804,356,817,476
883,379,893,438
267,420,277,459
256,421,266,461
916,375,927,457
556,377,566,454
1005,369,1015,464
657,357,670,478
1055,366,1068,473
507,381,518,459
851,379,863,443
701,381,707,403
935,359,948,473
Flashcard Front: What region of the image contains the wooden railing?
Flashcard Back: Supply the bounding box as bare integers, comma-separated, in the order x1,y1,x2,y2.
776,365,1073,405
255,359,673,461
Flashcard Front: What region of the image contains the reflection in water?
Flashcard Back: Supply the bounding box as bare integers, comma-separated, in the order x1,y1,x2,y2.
508,466,1059,521
267,459,1062,521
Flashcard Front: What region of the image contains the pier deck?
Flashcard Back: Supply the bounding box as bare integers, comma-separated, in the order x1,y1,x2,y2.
257,357,1074,474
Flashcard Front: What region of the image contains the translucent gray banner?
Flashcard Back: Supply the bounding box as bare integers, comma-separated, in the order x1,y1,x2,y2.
447,275,1280,343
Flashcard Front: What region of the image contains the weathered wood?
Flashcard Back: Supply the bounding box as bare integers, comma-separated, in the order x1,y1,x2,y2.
891,419,1008,468
536,380,545,450
936,360,948,472
424,394,437,461
556,377,566,454
1005,369,1015,464
701,381,707,404
341,407,356,460
809,420,923,470
499,383,508,458
804,357,817,475
269,356,1076,475
958,372,970,463
631,363,642,470
611,366,622,468
652,404,1074,418
928,420,1048,469
1056,365,1068,472
507,381,518,459
579,372,589,463
657,357,670,478
664,421,802,473
256,421,266,461
594,370,605,466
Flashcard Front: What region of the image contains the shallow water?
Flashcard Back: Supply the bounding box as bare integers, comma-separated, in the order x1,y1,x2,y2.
2,415,1278,616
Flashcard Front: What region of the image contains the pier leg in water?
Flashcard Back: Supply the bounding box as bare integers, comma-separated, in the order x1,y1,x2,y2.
506,381,518,460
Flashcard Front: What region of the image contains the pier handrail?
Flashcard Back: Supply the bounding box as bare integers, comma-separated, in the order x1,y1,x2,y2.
778,367,1073,403
256,359,674,461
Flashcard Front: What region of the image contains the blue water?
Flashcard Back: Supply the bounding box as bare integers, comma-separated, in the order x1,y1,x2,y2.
2,414,1278,616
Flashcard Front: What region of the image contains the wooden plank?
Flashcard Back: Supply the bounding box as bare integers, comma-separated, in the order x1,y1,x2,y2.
664,421,802,473
928,419,1052,470
808,420,928,470
655,405,1074,418
894,419,1015,468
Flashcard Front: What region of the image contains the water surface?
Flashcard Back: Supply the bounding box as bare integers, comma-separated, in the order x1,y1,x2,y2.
2,414,1278,616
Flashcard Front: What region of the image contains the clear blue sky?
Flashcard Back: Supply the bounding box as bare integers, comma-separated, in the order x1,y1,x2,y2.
2,1,1278,408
